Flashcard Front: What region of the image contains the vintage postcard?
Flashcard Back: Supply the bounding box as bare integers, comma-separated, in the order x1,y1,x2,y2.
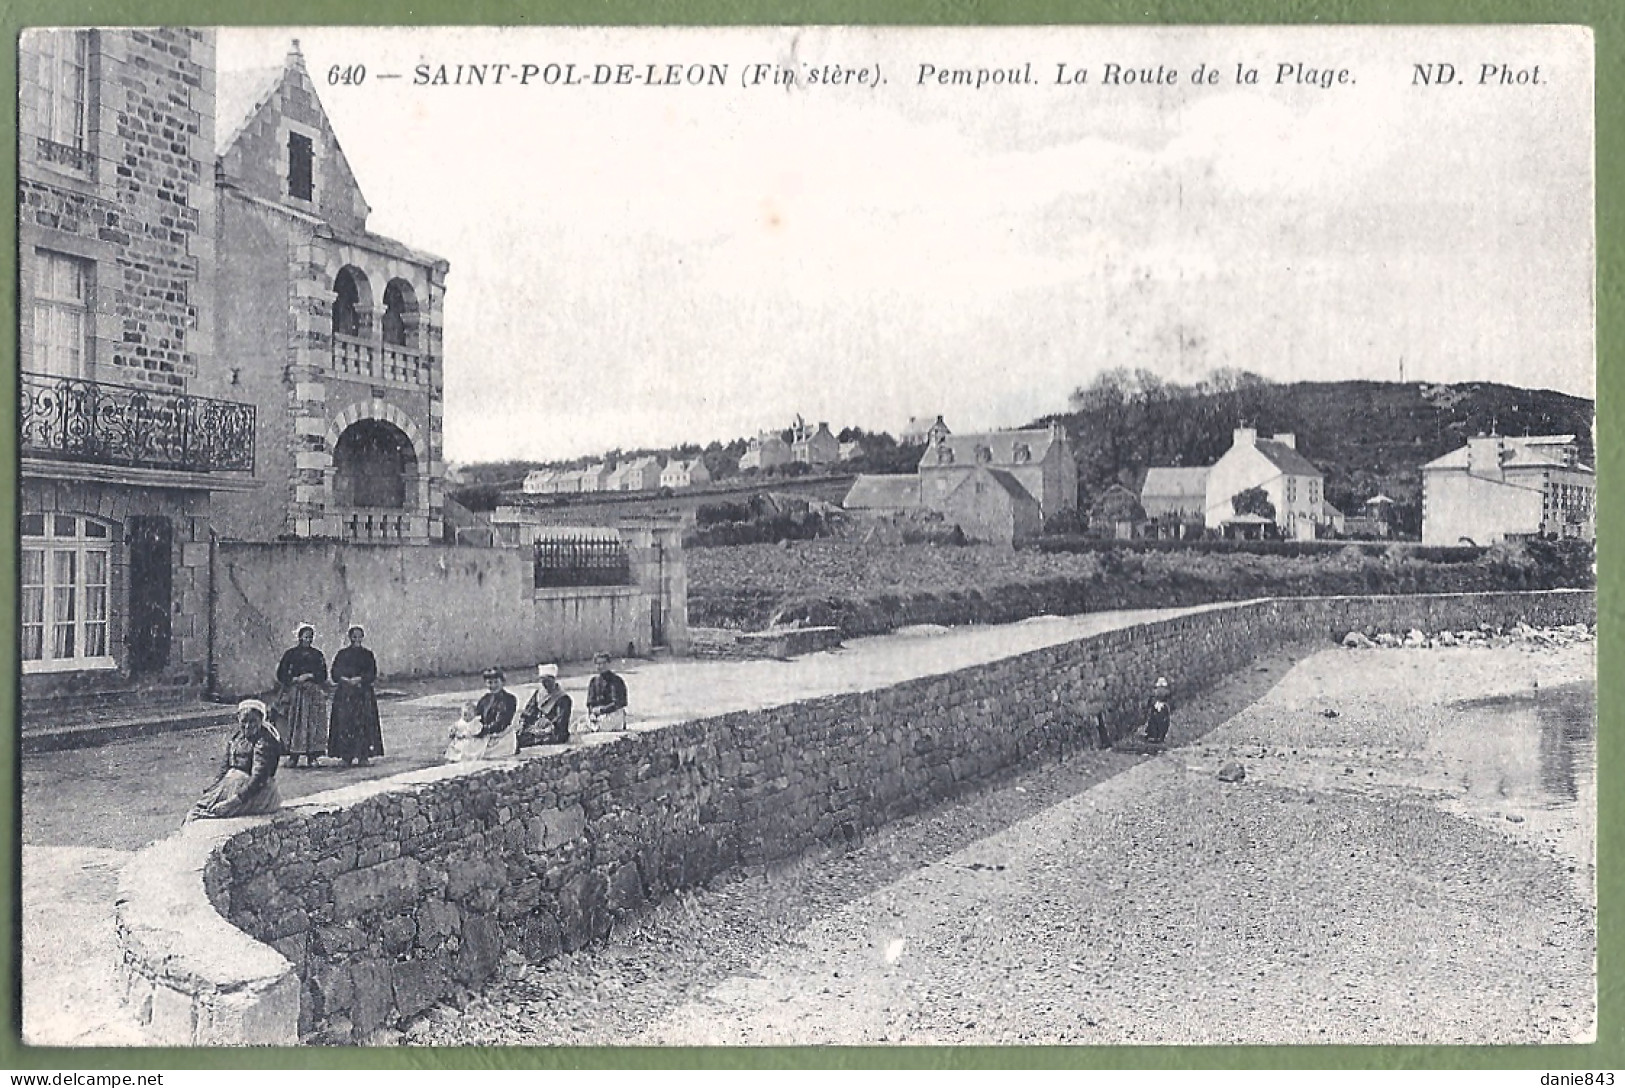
16,24,1595,1050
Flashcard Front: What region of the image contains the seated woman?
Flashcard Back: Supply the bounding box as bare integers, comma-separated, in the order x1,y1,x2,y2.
186,700,284,822
468,667,519,760
517,663,572,747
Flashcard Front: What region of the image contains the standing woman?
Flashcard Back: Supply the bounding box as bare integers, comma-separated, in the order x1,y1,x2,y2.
328,624,384,767
276,623,329,768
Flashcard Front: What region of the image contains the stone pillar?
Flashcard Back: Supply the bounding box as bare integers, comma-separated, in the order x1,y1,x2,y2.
290,233,334,537
616,516,689,655
423,260,449,543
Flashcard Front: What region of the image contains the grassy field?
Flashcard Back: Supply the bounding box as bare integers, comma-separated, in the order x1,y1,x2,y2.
687,539,1592,633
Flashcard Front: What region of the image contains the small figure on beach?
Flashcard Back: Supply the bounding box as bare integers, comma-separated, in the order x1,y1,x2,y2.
518,663,572,747
443,700,483,763
186,700,283,822
275,622,328,768
1143,676,1174,745
328,624,384,767
586,652,628,733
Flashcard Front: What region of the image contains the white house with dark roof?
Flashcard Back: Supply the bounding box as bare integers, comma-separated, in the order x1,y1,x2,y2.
1421,434,1595,545
1203,428,1325,540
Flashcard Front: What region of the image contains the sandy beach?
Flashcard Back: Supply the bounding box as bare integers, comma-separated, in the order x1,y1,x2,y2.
414,638,1594,1047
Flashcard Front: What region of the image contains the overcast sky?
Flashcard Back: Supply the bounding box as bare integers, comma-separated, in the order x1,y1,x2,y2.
218,26,1595,464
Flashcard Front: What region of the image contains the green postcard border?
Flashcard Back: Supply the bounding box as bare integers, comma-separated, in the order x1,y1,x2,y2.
0,0,1616,1072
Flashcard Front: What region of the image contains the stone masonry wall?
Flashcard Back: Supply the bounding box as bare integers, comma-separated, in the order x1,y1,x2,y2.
162,591,1592,1043
20,28,216,391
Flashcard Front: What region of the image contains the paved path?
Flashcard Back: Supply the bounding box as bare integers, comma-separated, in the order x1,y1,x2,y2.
18,605,1207,1046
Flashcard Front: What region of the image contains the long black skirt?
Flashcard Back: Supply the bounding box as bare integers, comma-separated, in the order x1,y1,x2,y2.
328,683,384,760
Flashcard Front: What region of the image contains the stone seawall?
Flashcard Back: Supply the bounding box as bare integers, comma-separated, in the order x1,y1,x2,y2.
118,590,1594,1044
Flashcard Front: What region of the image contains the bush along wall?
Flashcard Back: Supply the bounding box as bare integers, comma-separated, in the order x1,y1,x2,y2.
165,590,1594,1044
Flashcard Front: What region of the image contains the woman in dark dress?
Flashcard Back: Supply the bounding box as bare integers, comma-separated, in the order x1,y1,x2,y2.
275,622,329,767
328,624,384,767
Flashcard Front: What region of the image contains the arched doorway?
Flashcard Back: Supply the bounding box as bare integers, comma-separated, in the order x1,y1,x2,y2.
332,419,417,509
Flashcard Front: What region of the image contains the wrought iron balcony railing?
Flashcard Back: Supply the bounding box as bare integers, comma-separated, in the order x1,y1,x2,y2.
21,372,256,474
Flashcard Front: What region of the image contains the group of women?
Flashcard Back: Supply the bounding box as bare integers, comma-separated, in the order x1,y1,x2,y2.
186,622,385,821
272,622,386,768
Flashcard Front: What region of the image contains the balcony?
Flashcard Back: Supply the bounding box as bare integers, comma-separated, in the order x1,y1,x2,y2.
21,372,255,474
332,335,428,387
332,509,426,543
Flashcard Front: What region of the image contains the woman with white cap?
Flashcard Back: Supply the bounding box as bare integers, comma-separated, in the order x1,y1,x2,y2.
186,700,285,821
517,663,572,747
274,622,329,768
328,624,384,767
1142,676,1174,745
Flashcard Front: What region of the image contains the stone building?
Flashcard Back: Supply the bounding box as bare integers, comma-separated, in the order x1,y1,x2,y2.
918,421,1079,521
204,42,449,544
791,420,840,466
18,29,258,698
738,430,791,472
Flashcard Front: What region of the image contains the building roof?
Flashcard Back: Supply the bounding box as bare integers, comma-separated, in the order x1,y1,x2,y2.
1322,500,1344,518
1253,439,1322,478
943,466,1038,506
843,475,922,510
1140,466,1210,500
920,429,1056,470
1422,435,1591,473
214,64,284,156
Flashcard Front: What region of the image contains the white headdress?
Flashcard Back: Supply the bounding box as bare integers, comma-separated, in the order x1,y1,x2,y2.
536,663,559,679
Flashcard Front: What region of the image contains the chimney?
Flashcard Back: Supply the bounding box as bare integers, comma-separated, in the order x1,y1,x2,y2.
1233,426,1257,448
1466,435,1506,479
1272,433,1296,449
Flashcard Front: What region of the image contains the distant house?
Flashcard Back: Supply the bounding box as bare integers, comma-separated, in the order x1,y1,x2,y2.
738,431,792,472
1089,483,1147,540
838,440,864,461
918,421,1078,520
522,468,559,495
1342,495,1394,539
609,456,662,492
1322,500,1347,536
575,463,614,493
1422,435,1595,545
792,421,840,467
1204,428,1325,541
843,475,922,514
660,457,711,490
900,414,951,447
941,466,1042,546
1139,466,1210,539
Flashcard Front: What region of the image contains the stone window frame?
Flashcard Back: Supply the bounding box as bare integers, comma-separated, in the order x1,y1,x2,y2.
277,117,323,210
30,248,95,378
21,512,116,674
27,29,93,176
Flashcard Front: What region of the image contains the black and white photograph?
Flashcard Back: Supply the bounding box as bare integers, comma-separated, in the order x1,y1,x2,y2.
16,24,1596,1048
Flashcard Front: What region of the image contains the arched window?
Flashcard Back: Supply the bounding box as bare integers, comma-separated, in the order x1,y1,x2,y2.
332,266,372,339
332,419,417,509
381,279,419,349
